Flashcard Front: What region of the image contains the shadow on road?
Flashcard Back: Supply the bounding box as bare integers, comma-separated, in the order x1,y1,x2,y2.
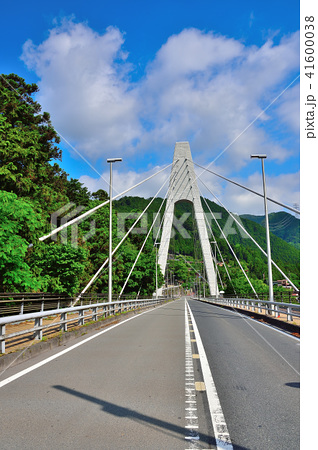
53,385,249,449
285,382,300,388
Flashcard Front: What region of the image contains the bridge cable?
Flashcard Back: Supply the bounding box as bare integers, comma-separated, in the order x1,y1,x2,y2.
201,200,237,295
152,157,226,296
74,159,184,304
118,159,190,299
152,158,204,297
197,185,259,298
152,159,188,245
202,209,225,290
118,190,169,298
39,162,176,243
193,161,300,216
71,165,176,305
199,178,299,293
177,253,209,284
118,159,190,298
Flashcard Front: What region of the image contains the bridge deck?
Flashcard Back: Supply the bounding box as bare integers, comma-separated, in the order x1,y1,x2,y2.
0,298,299,449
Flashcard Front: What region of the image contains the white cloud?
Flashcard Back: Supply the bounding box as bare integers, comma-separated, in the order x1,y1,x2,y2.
275,84,300,134
21,21,299,164
138,29,300,169
21,20,300,214
79,165,171,200
218,171,300,215
22,19,141,159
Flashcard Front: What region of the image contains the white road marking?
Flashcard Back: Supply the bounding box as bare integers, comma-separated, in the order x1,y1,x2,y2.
187,301,233,450
185,303,201,448
225,304,300,341
233,308,300,376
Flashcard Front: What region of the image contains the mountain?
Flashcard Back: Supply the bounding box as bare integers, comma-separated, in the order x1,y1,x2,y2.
113,197,300,290
240,212,300,249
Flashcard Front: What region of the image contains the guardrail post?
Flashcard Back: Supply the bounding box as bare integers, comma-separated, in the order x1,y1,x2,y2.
34,317,43,340
287,307,293,322
61,312,67,331
258,302,262,314
0,324,5,354
20,299,24,315
93,307,97,321
79,310,84,326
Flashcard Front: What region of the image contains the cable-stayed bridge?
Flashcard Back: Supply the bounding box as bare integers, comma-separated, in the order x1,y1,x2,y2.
0,143,300,449
39,141,300,303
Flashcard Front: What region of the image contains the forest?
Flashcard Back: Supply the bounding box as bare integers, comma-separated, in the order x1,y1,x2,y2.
0,74,300,298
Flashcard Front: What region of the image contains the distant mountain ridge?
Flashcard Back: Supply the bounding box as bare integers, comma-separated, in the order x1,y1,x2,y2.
240,212,300,249
113,196,300,290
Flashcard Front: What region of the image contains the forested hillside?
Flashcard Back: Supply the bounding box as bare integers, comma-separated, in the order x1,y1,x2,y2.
241,212,300,249
0,73,300,297
114,197,300,295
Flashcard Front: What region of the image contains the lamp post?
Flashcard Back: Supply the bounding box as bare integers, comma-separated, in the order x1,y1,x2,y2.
250,154,274,307
154,242,160,299
211,240,217,298
107,157,122,303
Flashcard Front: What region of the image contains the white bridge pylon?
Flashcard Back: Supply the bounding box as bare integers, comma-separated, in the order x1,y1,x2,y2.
158,142,218,296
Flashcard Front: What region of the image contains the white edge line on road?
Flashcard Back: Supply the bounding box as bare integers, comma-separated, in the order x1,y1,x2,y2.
186,301,233,450
184,302,200,447
0,303,167,389
232,308,300,376
208,301,300,341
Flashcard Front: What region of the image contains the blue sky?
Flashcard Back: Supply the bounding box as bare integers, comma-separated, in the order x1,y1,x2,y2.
1,0,301,214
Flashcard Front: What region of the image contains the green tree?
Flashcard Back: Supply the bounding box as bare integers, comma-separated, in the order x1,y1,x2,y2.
0,73,69,212
92,189,109,201
32,243,88,295
0,191,43,292
66,178,91,206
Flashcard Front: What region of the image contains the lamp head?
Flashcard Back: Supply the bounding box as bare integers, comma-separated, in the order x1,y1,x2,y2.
250,154,267,159
107,158,123,163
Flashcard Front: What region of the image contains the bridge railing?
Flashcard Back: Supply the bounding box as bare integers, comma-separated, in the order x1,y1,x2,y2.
214,292,300,304
194,297,300,323
0,292,159,317
0,297,166,354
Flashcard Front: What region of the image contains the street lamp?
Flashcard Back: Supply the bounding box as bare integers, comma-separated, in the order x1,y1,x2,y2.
250,154,274,307
154,242,160,299
107,157,122,303
211,240,217,298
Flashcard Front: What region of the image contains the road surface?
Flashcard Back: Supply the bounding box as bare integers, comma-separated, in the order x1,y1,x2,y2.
0,298,299,449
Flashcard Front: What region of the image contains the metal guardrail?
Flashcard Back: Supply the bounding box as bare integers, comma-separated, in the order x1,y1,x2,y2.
209,292,300,304
0,297,166,354
194,297,300,322
0,292,158,317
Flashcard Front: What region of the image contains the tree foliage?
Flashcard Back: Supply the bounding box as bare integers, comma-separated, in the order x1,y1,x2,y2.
0,191,42,291
0,73,69,212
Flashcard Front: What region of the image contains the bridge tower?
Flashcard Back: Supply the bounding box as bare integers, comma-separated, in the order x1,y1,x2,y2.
158,142,218,296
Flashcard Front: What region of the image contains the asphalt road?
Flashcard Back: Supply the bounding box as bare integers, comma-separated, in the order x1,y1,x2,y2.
187,299,300,450
0,298,299,449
